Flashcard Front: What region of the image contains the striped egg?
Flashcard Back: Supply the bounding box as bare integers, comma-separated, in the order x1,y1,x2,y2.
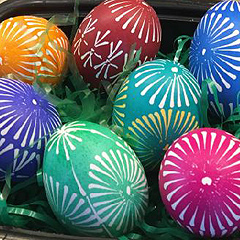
112,59,202,171
159,128,240,238
72,0,161,88
0,16,69,85
0,78,61,181
43,121,148,237
189,0,240,118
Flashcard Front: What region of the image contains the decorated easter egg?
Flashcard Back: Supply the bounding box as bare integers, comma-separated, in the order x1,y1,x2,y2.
72,0,161,88
112,59,202,171
159,128,240,238
0,16,69,85
43,121,148,237
189,0,240,118
0,78,61,181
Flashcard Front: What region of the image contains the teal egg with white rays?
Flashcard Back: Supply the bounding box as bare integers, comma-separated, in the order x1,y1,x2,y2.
112,59,202,171
43,121,148,237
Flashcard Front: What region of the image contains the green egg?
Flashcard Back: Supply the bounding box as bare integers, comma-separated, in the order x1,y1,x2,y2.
43,121,148,237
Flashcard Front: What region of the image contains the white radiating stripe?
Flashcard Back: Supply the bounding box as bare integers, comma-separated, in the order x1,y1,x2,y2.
0,143,13,155
179,203,190,220
182,137,194,153
222,160,240,170
222,210,234,226
15,151,36,172
174,143,187,156
200,211,206,231
61,185,68,214
219,140,236,162
215,136,226,154
63,193,77,215
209,215,216,237
167,185,183,201
131,11,143,34
115,6,137,22
189,207,198,227
201,131,207,150
69,208,91,221
111,4,132,13
215,211,225,230
164,160,180,169
65,198,85,218
171,191,191,210
210,132,217,155
167,151,183,160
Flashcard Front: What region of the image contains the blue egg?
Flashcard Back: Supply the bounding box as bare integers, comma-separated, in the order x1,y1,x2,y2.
0,78,61,181
112,59,202,171
189,0,240,118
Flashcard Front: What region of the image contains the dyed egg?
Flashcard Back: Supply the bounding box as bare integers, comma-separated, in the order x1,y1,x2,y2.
112,59,202,171
0,78,61,181
43,121,148,237
189,0,240,118
72,0,161,88
159,128,240,238
0,16,69,85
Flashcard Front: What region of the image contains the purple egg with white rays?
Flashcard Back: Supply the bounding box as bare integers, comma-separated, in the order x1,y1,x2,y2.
0,78,61,181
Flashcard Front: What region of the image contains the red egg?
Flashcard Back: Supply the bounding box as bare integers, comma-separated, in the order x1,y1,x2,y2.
159,128,240,238
72,0,161,88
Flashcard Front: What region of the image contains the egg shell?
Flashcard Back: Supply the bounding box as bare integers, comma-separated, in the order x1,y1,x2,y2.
0,16,69,85
159,128,240,238
0,78,61,181
71,0,161,88
189,0,240,118
112,59,202,171
43,121,148,238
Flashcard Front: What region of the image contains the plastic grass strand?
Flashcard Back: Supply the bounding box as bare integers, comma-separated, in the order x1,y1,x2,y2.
7,207,65,233
200,79,211,127
174,36,192,63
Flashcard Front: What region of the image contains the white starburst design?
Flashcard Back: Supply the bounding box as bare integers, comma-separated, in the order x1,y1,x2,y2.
0,78,61,180
73,16,98,56
132,59,201,108
47,122,84,161
190,0,240,92
47,122,112,161
94,40,123,79
103,0,161,43
160,129,240,237
43,140,148,236
81,30,111,67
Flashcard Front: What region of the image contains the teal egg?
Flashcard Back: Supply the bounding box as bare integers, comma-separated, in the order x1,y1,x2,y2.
43,121,148,237
112,59,202,171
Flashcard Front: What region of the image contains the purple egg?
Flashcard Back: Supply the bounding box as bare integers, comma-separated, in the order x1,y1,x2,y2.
0,78,61,181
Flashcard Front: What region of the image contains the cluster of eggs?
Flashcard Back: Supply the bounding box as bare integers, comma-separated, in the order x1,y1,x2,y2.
0,0,156,237
159,0,240,238
0,0,240,239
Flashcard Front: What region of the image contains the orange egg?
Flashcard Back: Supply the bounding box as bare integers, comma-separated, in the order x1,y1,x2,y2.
0,16,69,85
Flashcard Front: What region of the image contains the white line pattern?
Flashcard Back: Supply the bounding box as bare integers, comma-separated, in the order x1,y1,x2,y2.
0,78,61,180
159,128,240,237
0,16,68,84
72,0,161,87
132,59,201,108
189,0,240,117
43,121,148,237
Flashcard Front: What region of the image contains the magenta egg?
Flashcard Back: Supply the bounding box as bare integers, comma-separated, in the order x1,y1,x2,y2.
72,0,161,88
159,128,240,238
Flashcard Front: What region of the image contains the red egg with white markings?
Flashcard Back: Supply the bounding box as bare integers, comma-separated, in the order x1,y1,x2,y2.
159,128,240,238
72,0,161,88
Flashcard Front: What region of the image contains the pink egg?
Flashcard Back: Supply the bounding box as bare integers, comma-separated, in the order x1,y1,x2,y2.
159,128,240,238
71,0,161,88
